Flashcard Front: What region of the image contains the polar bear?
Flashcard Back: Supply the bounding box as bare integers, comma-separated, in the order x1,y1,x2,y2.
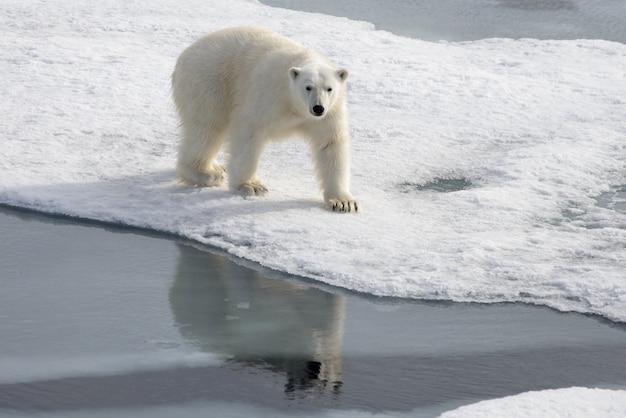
171,27,358,212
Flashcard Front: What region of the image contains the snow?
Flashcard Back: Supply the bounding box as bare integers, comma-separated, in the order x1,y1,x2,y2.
440,387,626,418
1,1,626,415
2,0,625,323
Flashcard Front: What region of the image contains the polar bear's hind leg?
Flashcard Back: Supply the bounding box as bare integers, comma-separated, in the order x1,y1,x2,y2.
176,120,227,187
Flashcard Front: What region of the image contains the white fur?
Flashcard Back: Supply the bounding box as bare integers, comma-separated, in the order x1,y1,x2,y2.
171,27,358,212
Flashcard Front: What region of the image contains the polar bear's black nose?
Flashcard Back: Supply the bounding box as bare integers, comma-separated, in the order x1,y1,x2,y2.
312,105,325,116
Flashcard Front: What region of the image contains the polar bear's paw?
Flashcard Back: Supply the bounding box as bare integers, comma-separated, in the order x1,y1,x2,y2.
178,164,225,187
238,181,269,196
327,198,359,213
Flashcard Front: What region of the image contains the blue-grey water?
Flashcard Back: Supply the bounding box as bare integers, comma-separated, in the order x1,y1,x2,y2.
261,0,626,43
1,206,625,417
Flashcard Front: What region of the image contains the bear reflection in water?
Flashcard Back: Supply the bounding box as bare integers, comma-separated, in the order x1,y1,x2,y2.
169,244,345,395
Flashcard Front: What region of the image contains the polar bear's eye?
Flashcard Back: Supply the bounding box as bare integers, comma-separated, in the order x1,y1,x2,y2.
327,87,333,92
306,86,312,91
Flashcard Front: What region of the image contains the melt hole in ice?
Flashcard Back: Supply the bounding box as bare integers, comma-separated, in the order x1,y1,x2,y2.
596,185,626,214
399,177,474,194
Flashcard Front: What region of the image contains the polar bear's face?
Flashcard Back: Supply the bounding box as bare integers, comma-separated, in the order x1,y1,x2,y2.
289,65,348,118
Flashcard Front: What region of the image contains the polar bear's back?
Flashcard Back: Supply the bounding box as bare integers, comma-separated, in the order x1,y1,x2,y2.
204,26,301,54
173,27,307,90
186,27,300,65
172,27,315,120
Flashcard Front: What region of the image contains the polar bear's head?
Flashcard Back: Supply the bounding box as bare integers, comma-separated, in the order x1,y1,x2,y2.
289,64,348,118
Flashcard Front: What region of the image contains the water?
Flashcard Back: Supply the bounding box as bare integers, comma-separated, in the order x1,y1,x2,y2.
1,206,625,417
260,0,626,43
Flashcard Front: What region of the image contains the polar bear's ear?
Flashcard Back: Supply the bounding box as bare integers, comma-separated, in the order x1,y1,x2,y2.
289,67,301,80
337,69,349,81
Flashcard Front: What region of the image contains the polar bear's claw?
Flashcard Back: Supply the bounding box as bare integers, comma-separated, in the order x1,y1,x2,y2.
328,199,359,213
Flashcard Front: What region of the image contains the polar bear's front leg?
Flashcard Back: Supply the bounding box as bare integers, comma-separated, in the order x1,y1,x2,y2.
311,137,359,213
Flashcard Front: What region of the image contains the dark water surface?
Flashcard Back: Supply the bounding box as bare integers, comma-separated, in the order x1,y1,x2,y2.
1,206,625,417
261,0,626,43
